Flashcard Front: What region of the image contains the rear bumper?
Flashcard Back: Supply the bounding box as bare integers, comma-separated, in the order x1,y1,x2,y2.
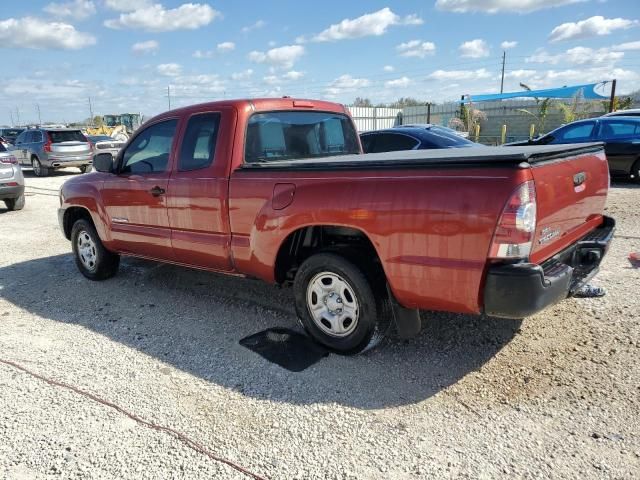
484,216,615,319
0,184,24,199
43,156,92,168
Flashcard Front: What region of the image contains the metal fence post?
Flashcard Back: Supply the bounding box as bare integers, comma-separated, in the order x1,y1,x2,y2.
501,124,507,144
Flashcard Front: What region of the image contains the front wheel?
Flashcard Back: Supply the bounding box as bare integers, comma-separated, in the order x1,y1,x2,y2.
71,219,120,280
79,165,92,173
293,253,391,355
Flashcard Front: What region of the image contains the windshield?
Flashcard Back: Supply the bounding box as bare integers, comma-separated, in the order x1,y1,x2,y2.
245,111,360,163
47,130,87,143
421,127,476,148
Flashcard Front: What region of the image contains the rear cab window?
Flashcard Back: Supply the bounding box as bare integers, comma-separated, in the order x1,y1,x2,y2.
244,111,360,163
47,130,88,143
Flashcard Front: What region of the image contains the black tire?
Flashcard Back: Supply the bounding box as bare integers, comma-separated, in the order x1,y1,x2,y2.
4,194,25,211
293,252,391,355
79,165,92,173
32,157,49,177
71,219,120,280
631,158,640,183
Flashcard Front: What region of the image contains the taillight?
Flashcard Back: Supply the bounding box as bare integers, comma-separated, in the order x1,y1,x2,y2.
489,180,537,260
43,133,52,152
0,155,17,164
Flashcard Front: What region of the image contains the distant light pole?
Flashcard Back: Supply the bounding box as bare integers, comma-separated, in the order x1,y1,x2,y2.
500,51,506,94
36,104,42,125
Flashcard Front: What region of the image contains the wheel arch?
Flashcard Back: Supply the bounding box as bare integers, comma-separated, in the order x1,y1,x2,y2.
62,206,96,240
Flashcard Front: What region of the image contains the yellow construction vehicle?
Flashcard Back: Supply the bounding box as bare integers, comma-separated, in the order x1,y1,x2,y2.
84,113,142,142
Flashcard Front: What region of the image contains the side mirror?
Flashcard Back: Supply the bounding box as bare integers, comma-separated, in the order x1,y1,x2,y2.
93,153,114,173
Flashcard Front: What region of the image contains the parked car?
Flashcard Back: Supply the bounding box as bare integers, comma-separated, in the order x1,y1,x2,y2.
87,135,126,160
602,109,640,117
59,98,614,354
0,128,24,145
11,128,93,177
506,116,640,181
360,125,476,153
0,144,25,211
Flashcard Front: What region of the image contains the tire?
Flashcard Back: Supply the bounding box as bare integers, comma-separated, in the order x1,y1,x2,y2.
71,219,120,280
4,194,25,211
293,252,391,355
32,157,49,177
631,159,640,183
79,165,92,173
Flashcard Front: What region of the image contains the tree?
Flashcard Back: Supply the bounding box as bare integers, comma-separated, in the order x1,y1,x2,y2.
448,102,486,135
92,115,104,127
602,96,634,113
352,97,372,107
389,97,425,108
516,82,553,134
556,92,592,123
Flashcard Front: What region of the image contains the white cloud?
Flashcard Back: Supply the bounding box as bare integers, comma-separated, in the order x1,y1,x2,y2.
217,41,235,53
157,63,182,77
242,20,265,33
192,49,213,59
397,40,436,58
104,0,151,11
459,39,489,58
248,45,305,69
526,46,624,66
501,40,517,49
105,3,220,32
435,0,583,13
283,70,304,81
427,68,492,81
231,69,253,81
171,74,226,98
385,77,411,88
308,8,422,42
383,65,394,72
263,75,280,85
325,74,371,96
44,0,96,20
612,40,640,51
131,39,158,54
0,17,95,50
549,15,637,42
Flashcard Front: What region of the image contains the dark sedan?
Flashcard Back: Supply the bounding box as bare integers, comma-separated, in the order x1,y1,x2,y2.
360,125,476,153
507,116,640,181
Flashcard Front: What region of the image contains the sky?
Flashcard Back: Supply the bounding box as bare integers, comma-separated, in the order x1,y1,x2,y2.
0,0,639,125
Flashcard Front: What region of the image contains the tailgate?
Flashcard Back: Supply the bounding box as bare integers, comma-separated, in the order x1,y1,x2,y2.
51,141,90,156
529,146,609,264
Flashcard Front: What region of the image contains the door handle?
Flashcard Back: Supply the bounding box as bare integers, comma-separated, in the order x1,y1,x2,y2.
149,186,165,196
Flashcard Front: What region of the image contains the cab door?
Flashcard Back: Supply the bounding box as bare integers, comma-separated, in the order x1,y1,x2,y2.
166,108,235,271
100,118,178,260
595,119,640,175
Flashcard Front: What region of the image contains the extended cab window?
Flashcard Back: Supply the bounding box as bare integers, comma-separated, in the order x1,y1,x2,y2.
179,113,220,171
121,119,177,174
244,111,359,163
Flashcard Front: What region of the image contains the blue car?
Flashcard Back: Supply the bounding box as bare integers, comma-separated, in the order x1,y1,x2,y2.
507,116,640,181
359,124,476,153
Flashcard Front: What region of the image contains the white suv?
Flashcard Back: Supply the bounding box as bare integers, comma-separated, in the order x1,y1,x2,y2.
0,144,25,211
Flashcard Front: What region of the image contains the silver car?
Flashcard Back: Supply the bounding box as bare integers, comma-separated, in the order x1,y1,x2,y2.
87,135,125,159
0,144,25,211
12,128,93,176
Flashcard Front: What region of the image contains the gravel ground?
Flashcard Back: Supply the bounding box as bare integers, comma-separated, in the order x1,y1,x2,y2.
0,168,639,479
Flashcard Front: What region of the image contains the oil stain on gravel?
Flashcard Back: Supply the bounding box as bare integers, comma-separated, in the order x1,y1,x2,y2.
240,327,329,372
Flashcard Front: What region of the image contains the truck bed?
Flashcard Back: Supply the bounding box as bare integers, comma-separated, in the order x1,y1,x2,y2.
239,143,604,170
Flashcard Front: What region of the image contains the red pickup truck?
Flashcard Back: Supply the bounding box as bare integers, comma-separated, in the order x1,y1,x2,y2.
58,98,614,354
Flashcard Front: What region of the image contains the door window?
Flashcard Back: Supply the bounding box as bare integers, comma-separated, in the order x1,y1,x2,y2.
598,121,640,140
368,133,419,153
179,113,221,171
121,119,177,174
552,122,595,143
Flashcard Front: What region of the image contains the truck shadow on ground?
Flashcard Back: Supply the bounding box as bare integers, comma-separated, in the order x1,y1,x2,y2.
0,254,521,409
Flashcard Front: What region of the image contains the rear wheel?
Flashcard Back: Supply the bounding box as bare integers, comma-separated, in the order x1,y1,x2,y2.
32,157,49,177
71,219,120,280
4,194,25,211
293,252,391,354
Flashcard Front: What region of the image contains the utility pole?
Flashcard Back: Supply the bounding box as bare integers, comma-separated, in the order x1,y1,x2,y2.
167,86,171,110
88,97,94,125
35,104,42,125
500,51,506,94
9,110,14,126
608,79,617,113
15,107,20,127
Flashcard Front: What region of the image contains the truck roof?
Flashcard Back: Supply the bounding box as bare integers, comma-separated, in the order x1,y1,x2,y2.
147,97,349,124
